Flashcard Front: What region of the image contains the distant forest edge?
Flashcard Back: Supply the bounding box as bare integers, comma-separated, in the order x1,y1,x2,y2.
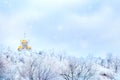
0,48,120,80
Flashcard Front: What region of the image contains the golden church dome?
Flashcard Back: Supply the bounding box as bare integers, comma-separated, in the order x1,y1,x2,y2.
21,39,28,45
18,46,23,51
26,46,31,50
17,33,31,51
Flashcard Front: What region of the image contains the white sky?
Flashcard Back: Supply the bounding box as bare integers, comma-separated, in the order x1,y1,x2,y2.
0,0,120,57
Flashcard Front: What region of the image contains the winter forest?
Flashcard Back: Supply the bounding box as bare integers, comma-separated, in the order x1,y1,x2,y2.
0,48,120,80
1,0,120,80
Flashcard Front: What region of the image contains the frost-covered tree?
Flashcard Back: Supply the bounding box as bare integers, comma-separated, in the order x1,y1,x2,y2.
0,57,6,79
0,47,119,80
60,58,96,80
36,66,56,80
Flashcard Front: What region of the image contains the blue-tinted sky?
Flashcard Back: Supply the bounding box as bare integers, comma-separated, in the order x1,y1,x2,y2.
0,0,120,57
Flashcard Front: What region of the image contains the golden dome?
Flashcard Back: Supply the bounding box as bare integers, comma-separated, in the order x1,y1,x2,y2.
17,37,31,51
26,46,31,50
21,39,27,45
18,46,23,51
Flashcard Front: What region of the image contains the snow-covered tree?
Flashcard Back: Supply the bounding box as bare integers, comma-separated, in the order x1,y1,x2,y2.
60,57,96,80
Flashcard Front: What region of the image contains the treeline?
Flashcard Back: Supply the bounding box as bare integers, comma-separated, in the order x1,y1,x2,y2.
0,49,120,80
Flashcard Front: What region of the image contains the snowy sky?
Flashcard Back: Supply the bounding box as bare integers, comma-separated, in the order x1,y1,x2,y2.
0,0,120,57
